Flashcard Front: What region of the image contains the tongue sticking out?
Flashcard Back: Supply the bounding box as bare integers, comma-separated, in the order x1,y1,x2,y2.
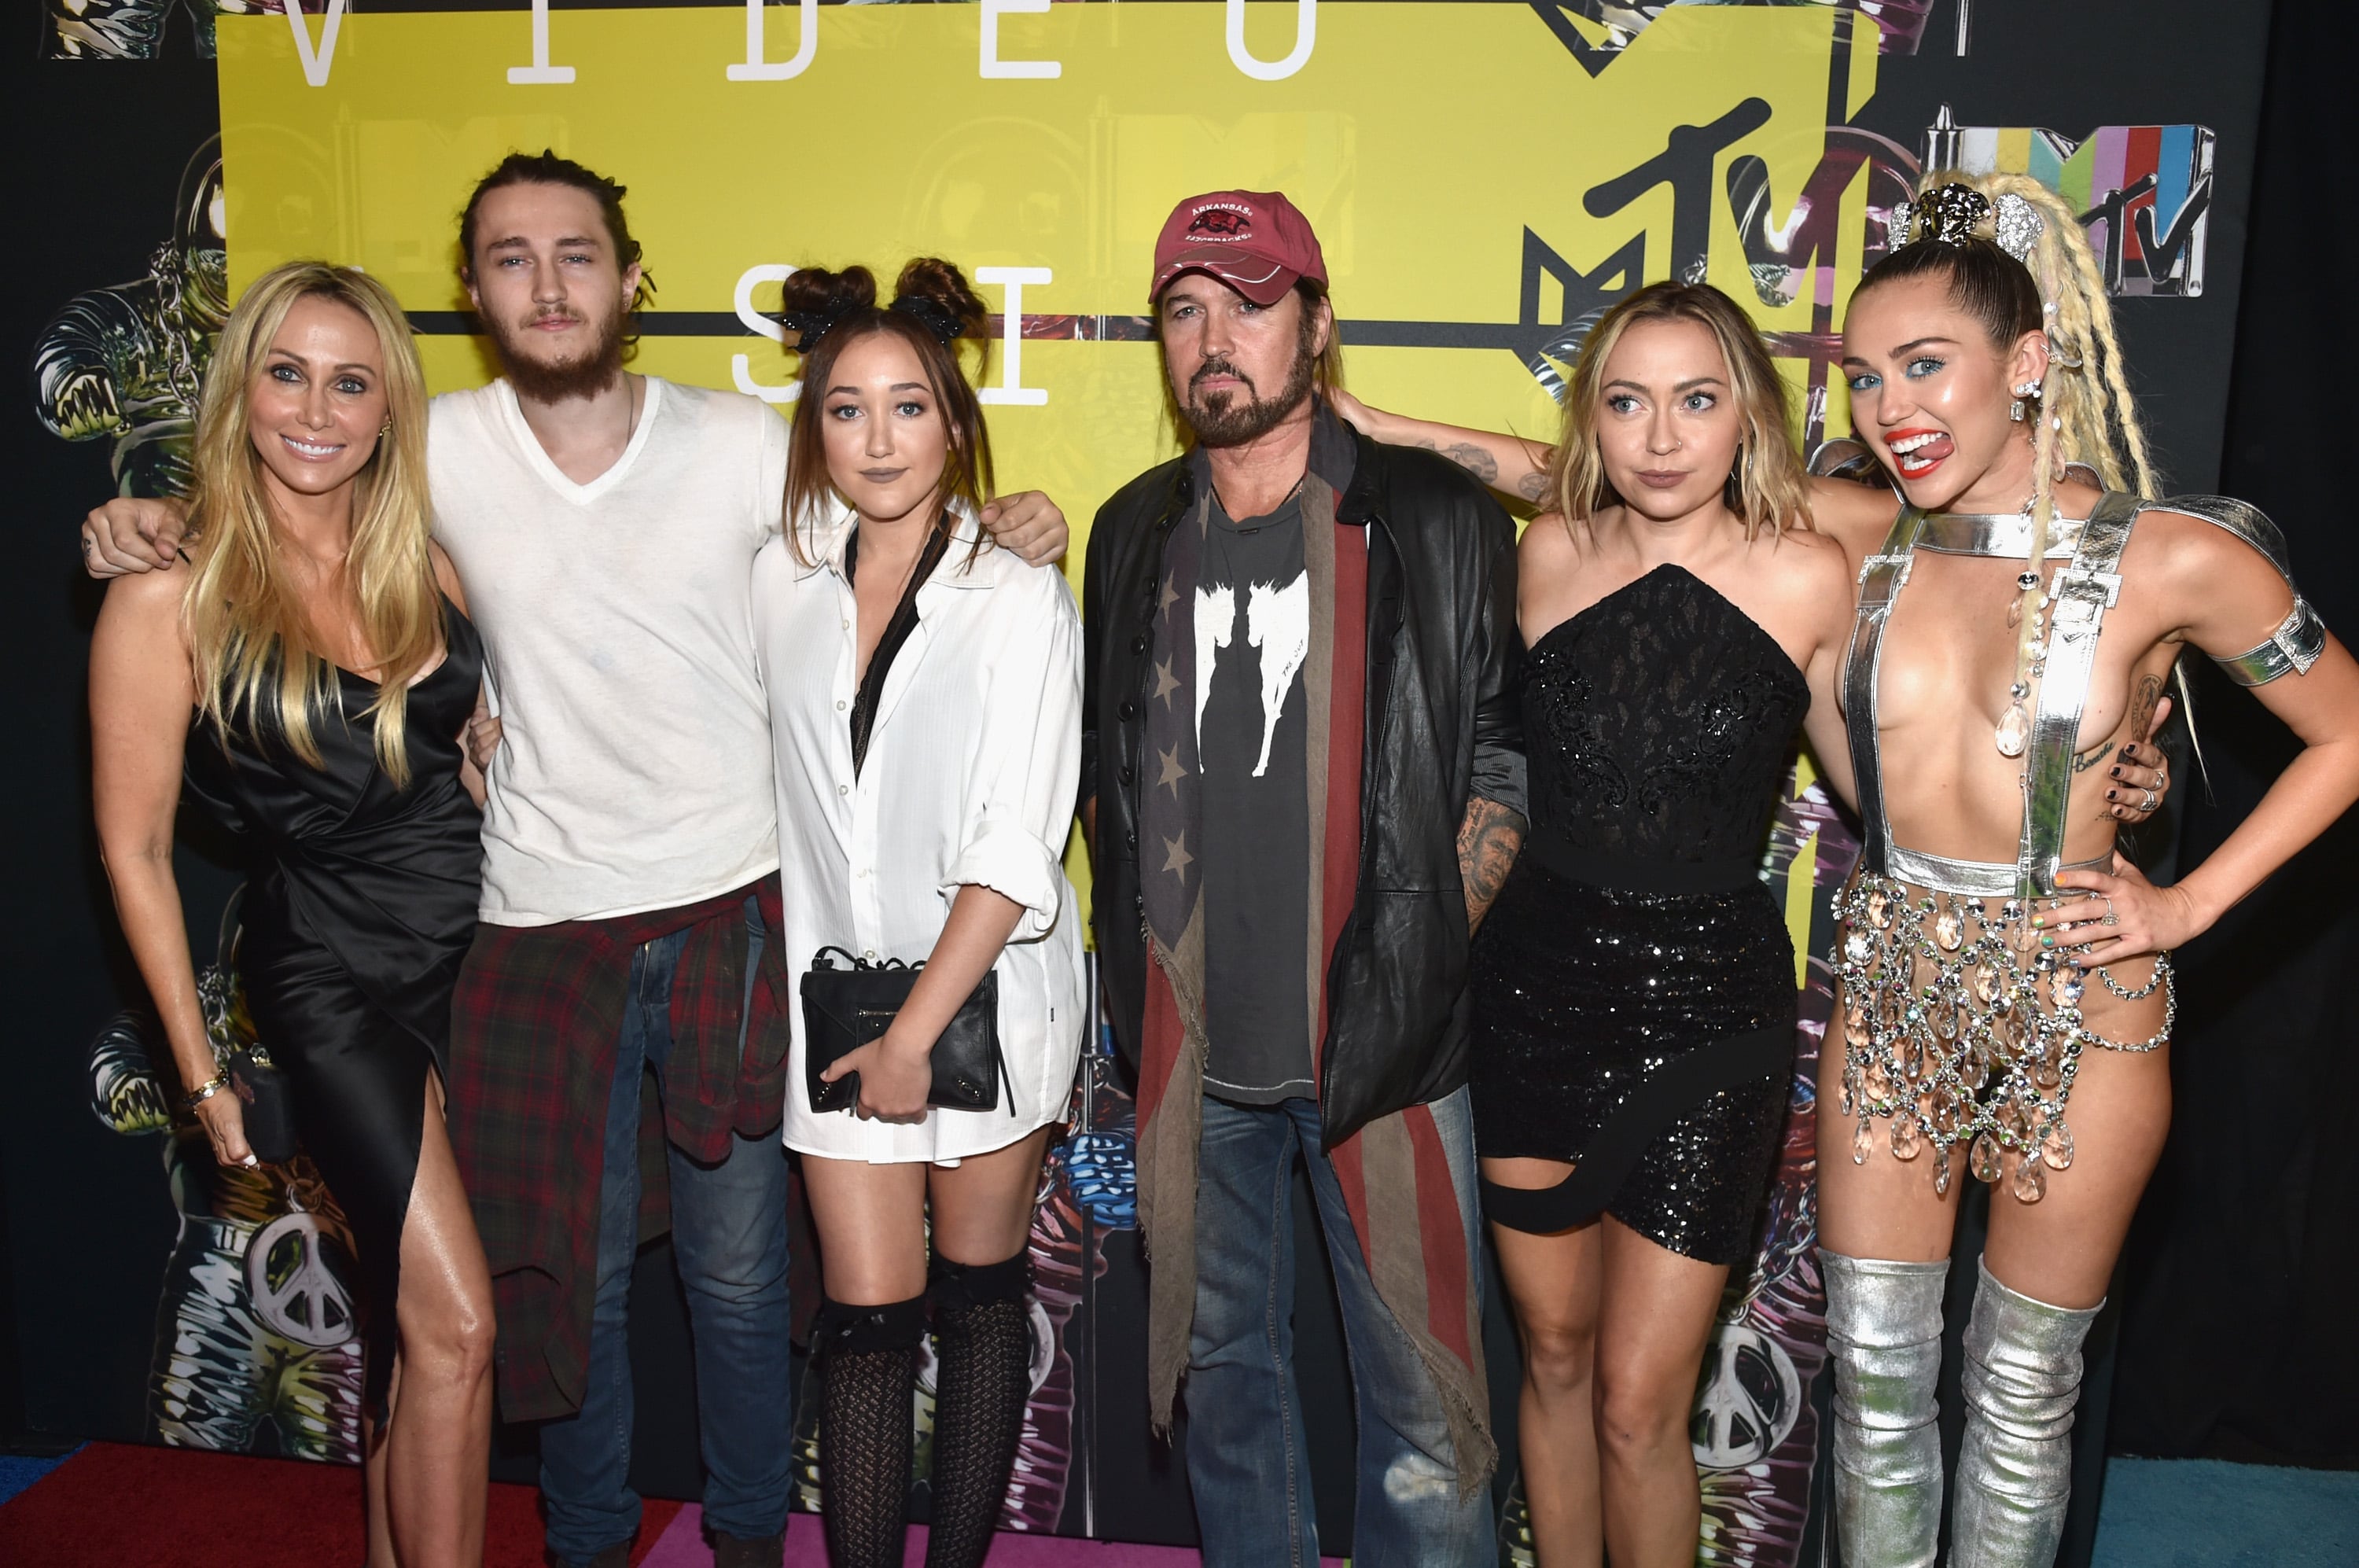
1893,432,1955,478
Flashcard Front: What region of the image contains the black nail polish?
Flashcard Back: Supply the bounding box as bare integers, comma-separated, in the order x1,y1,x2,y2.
2110,766,2122,778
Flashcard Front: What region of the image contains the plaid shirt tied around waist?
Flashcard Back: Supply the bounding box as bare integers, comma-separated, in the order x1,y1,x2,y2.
449,876,789,1422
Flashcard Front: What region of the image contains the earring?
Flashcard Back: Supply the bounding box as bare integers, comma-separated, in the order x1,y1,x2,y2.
2009,399,2025,422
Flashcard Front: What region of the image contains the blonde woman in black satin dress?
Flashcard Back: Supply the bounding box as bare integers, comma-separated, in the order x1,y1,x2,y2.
91,261,497,1568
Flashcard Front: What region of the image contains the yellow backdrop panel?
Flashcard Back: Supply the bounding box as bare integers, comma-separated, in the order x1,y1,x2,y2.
219,1,1874,934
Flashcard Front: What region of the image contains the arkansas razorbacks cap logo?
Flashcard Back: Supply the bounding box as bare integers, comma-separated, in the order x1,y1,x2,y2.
1187,207,1253,240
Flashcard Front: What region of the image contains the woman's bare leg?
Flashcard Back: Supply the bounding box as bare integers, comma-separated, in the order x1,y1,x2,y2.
1484,1155,1605,1568
1981,1039,2171,1306
1591,1219,1730,1568
925,1127,1054,1265
381,1072,496,1568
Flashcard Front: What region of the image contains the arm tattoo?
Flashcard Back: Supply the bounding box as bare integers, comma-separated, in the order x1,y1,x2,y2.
2129,673,2164,742
1458,797,1526,935
2071,740,2114,774
1441,443,1500,486
1515,470,1552,503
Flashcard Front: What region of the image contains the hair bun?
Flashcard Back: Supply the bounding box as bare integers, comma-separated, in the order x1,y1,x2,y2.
892,257,988,340
776,265,877,344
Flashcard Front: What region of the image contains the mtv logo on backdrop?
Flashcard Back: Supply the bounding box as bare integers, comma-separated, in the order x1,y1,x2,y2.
1923,104,2214,296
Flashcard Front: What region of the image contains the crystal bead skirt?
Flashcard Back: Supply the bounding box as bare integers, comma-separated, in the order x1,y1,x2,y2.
1831,872,2175,1203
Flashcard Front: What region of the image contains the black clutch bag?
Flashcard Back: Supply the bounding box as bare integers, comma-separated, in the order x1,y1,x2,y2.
226,1043,299,1165
800,947,1009,1114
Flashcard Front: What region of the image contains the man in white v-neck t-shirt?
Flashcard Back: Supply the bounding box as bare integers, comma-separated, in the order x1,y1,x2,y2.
79,151,1069,1568
429,371,785,925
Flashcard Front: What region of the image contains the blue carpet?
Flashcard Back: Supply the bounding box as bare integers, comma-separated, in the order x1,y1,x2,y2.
0,1446,80,1508
2093,1457,2359,1568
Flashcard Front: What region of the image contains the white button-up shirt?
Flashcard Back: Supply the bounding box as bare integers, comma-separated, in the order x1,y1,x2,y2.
754,511,1085,1163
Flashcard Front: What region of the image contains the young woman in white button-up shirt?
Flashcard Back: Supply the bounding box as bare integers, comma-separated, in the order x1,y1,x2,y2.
749,259,1083,1568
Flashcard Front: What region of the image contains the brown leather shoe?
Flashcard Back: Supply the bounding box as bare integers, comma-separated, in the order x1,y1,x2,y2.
712,1533,785,1568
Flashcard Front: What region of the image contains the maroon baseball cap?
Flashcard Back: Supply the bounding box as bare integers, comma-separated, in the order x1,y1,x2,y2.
1150,190,1328,307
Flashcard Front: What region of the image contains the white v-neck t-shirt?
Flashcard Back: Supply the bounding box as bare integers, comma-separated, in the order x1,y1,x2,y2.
429,376,789,926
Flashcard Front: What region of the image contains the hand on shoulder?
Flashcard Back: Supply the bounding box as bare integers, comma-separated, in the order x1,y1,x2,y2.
82,494,193,579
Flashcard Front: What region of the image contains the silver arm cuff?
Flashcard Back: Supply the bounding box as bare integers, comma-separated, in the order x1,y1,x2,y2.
2143,493,2328,686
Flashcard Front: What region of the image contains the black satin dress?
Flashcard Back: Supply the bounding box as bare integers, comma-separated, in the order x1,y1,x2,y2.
1470,565,1807,1264
181,602,484,1415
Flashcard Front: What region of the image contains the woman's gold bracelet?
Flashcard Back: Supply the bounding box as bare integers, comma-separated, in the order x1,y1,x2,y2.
180,1072,231,1112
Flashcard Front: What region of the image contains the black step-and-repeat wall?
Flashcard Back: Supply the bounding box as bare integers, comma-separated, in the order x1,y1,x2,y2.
5,2,2307,1562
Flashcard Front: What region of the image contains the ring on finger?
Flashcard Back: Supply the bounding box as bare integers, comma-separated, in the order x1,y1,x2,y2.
2101,896,2118,926
2139,787,2159,814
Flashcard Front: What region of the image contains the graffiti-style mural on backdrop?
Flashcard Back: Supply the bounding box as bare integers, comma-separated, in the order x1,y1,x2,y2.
28,3,2261,1563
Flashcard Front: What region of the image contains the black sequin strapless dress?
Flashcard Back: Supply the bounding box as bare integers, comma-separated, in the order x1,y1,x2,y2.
181,601,485,1415
1470,565,1807,1264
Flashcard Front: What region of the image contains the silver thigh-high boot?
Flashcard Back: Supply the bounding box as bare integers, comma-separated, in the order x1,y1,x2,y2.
1949,1257,2103,1568
1820,1251,1950,1568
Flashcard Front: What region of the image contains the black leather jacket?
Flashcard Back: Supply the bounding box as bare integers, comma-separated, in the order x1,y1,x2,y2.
1080,421,1524,1147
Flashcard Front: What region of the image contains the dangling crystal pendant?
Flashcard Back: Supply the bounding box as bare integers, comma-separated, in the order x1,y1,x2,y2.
1934,1001,1960,1041
1891,1114,1923,1160
1853,1117,1875,1165
1971,1132,2003,1183
1864,1058,1893,1102
2011,1152,2048,1202
2051,966,2085,1009
1934,1145,1953,1196
2040,1120,2075,1171
1934,907,1965,952
1846,999,1871,1044
1974,963,2003,1004
1868,888,1892,929
1995,701,2032,757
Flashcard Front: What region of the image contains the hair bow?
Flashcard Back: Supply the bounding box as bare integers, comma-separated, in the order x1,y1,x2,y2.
889,293,966,345
778,304,852,354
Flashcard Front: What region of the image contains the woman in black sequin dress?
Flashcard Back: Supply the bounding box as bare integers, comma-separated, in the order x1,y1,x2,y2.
1464,284,1857,1568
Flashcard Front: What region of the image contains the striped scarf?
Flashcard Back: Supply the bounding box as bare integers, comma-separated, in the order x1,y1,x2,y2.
1132,411,1493,1494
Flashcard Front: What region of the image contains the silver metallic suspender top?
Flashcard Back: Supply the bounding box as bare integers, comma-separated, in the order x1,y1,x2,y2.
1830,491,2322,1200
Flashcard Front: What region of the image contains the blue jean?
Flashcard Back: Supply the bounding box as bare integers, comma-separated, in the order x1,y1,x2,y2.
539,905,793,1563
1185,1088,1492,1568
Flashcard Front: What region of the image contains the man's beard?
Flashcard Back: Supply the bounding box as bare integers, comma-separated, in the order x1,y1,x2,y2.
1181,318,1318,447
491,305,628,403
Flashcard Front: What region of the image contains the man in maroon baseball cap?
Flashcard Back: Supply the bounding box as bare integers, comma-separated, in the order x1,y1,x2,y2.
1149,188,1329,307
1080,188,1524,1567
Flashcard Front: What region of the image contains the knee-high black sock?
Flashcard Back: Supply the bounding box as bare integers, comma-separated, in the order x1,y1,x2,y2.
923,1252,1034,1568
815,1294,926,1568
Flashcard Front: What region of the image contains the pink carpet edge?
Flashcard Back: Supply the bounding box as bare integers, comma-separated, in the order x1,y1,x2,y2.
639,1504,1349,1566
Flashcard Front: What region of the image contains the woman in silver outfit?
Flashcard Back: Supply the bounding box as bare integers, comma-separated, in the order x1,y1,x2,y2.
1331,170,2356,1565
1810,173,2359,1567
